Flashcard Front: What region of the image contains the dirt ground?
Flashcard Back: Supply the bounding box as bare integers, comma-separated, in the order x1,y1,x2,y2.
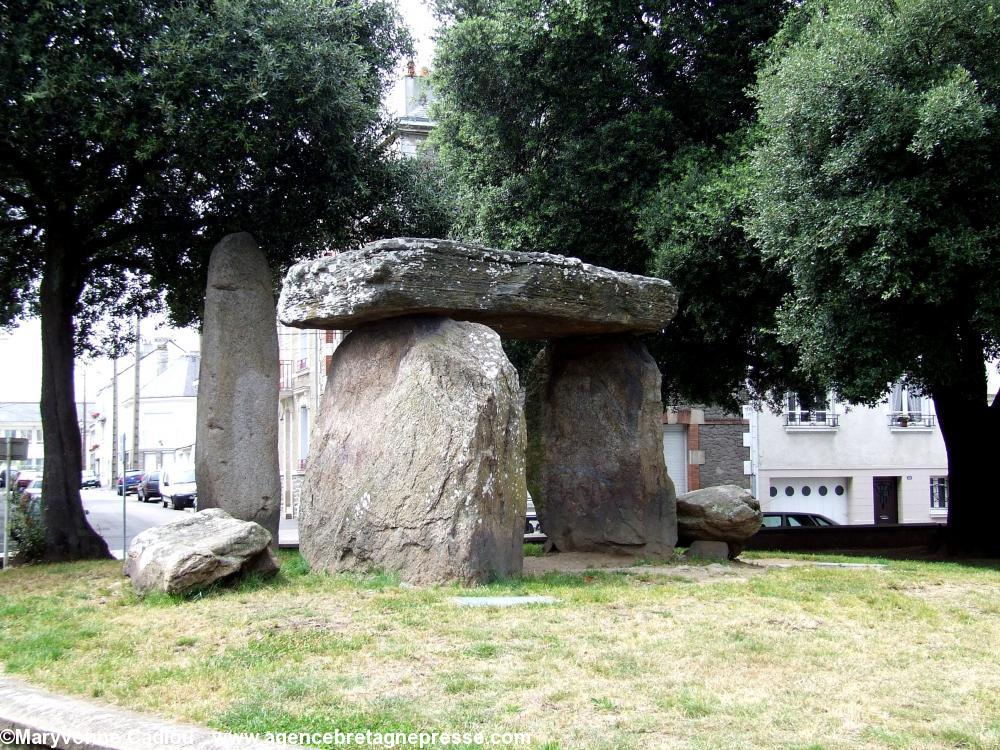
522,550,885,582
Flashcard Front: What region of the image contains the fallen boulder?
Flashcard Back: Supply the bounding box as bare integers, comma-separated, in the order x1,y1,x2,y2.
299,315,526,585
278,237,677,339
124,509,278,595
677,485,762,559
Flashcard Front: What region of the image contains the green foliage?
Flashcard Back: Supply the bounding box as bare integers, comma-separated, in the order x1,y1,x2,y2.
0,0,414,336
749,0,1000,404
431,0,790,275
8,494,46,564
641,134,814,409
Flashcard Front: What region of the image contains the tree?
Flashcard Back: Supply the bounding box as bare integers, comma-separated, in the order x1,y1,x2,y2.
749,0,1000,554
640,134,816,410
431,0,791,275
0,0,411,560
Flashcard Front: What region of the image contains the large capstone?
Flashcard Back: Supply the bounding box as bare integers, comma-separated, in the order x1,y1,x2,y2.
278,238,677,339
677,485,762,558
525,336,677,555
299,315,526,585
196,232,281,542
124,509,278,595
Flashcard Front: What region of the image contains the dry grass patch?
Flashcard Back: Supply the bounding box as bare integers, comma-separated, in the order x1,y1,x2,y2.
0,552,998,749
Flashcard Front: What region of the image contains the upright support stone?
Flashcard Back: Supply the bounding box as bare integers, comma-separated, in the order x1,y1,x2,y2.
525,335,677,555
299,315,526,585
196,233,281,543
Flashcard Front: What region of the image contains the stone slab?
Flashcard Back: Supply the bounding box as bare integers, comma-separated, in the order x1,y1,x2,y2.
450,595,560,607
684,540,731,561
278,237,677,339
0,676,279,750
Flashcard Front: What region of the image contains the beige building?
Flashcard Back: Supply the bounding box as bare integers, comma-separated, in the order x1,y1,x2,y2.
277,326,345,518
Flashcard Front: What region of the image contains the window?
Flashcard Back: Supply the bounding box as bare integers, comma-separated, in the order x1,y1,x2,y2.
930,477,948,510
298,405,310,464
889,382,934,428
785,392,838,427
762,515,783,528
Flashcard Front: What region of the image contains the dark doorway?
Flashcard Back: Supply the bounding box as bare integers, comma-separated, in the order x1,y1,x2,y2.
873,477,899,525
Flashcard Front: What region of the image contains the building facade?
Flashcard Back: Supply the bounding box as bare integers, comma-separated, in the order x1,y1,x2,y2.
662,406,751,495
88,339,199,486
277,326,345,518
747,389,950,525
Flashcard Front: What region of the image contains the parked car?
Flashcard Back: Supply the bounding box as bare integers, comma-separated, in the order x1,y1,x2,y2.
160,467,197,510
13,470,38,493
137,471,161,503
20,478,43,504
761,512,839,528
116,470,144,496
524,498,546,543
81,470,100,489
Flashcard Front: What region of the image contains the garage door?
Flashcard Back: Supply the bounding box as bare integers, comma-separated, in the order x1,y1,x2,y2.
663,425,688,495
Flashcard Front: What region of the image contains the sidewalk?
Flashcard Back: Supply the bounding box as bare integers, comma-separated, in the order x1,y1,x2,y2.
0,676,279,750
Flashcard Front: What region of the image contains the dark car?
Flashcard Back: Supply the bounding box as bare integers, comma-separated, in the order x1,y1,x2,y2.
524,498,546,543
137,471,161,503
761,512,839,528
116,470,144,496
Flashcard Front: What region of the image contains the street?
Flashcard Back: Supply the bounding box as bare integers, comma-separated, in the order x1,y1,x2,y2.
1,487,298,560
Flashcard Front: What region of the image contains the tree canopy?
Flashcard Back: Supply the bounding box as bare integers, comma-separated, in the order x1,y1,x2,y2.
0,0,415,560
749,0,1000,552
431,0,790,274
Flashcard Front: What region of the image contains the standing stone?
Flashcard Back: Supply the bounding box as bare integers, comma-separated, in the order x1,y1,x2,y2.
299,315,526,585
196,233,281,543
525,336,677,555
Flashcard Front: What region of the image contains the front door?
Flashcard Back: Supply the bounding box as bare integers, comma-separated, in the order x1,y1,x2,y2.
873,477,899,525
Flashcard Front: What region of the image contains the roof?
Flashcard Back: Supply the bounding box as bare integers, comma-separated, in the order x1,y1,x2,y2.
0,402,87,425
139,354,200,399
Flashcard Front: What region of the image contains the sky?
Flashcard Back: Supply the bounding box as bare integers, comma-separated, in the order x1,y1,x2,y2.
0,0,439,406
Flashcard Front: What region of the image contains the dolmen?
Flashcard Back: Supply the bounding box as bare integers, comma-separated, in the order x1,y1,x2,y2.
278,238,680,584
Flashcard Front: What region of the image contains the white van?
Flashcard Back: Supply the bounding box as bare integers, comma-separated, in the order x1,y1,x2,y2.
160,466,197,510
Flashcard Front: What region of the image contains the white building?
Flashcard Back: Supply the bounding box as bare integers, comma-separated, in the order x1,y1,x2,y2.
746,370,1000,525
88,338,199,485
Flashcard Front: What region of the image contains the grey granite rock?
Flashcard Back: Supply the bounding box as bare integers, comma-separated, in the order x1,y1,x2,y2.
298,315,526,585
278,237,677,339
196,233,281,543
676,484,763,556
525,335,678,555
124,509,278,595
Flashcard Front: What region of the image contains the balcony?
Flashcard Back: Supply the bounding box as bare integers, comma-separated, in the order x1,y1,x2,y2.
279,360,294,392
888,412,935,430
784,412,839,431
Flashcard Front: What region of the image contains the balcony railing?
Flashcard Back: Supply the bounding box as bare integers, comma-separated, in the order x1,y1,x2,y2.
784,412,839,428
279,360,294,391
888,412,935,429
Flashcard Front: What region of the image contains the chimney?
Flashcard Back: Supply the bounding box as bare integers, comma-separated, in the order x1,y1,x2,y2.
157,343,168,375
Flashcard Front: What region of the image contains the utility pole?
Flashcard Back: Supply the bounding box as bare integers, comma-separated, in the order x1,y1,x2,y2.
81,368,87,471
132,316,141,471
111,355,119,490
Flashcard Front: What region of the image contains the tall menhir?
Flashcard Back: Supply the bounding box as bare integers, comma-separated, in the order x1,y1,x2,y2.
196,233,281,544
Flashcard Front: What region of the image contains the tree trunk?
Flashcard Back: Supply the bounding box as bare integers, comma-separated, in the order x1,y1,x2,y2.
932,345,1000,557
39,236,111,561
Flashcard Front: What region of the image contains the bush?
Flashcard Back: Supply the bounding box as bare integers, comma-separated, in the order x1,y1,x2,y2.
8,492,45,563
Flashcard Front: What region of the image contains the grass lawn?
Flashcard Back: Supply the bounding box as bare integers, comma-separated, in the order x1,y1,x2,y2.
1,550,998,750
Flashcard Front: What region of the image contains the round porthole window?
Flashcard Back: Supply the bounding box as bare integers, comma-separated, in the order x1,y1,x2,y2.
835,485,845,496
785,486,794,497
802,485,812,496
818,485,828,496
769,486,778,497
